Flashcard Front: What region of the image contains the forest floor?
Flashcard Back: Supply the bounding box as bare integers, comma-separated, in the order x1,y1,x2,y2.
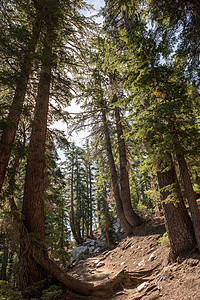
64,215,200,300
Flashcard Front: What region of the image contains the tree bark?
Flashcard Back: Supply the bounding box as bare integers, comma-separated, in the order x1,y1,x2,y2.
157,156,195,259
69,163,83,244
105,192,111,249
89,163,95,238
0,9,44,192
18,24,55,293
75,151,84,244
169,116,200,250
101,107,133,235
176,153,200,251
115,106,142,226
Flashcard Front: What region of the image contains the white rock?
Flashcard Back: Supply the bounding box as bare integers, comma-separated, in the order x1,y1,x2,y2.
137,282,148,292
72,274,79,278
138,259,145,266
94,259,100,266
120,261,125,266
96,261,105,268
148,251,157,262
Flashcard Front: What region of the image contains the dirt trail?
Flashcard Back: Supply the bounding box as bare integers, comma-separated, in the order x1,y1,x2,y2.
65,217,200,299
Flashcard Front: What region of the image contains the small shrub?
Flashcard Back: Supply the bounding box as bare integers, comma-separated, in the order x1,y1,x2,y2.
0,281,22,300
158,232,169,246
41,285,63,300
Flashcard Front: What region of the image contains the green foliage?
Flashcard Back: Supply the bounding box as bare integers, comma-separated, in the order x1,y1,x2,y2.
0,281,22,300
41,285,63,300
158,232,169,246
136,201,153,219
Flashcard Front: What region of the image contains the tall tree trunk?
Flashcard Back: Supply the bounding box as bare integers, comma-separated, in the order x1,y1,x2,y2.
75,152,83,244
169,116,200,250
17,25,54,294
101,107,133,235
89,163,95,238
115,106,142,226
86,163,90,237
0,9,44,192
59,208,67,268
176,153,200,251
151,176,162,215
70,163,82,244
157,156,195,259
105,187,111,249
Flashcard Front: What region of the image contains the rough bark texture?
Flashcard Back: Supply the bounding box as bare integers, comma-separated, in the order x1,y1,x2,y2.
89,164,95,238
157,158,195,259
70,163,83,244
0,10,43,192
105,193,111,249
169,116,200,251
115,106,142,227
18,27,54,292
101,107,133,235
75,152,84,244
176,153,200,251
22,62,51,238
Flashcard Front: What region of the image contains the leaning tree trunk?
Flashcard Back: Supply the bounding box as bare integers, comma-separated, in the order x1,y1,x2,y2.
115,105,142,227
176,153,200,251
17,25,55,295
169,117,200,251
0,9,44,192
157,155,195,260
101,107,133,235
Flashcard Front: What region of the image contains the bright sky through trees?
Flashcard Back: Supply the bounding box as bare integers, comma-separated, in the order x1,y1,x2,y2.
52,0,104,147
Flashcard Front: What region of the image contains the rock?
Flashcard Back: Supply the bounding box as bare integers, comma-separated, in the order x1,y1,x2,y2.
70,246,88,262
83,239,95,246
138,259,145,266
94,247,100,254
89,246,95,253
94,259,100,266
96,261,105,268
148,251,157,262
72,274,79,278
120,261,125,266
137,282,148,292
88,269,96,274
96,240,105,248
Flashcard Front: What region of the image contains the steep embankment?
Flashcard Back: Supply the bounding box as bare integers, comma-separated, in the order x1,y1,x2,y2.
65,217,200,300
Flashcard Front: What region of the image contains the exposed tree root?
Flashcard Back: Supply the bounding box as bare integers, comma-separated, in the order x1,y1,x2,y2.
30,241,157,297
10,200,158,297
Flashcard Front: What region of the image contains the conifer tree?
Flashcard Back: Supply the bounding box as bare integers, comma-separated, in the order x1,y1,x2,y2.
0,0,46,191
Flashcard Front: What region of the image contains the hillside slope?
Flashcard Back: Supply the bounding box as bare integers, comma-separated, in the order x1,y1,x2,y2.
64,217,200,299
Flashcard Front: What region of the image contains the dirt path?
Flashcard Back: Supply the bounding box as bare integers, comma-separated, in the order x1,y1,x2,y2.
64,218,200,299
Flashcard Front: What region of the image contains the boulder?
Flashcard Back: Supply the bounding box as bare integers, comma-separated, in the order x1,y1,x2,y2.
70,246,88,262
96,240,105,248
83,239,95,246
